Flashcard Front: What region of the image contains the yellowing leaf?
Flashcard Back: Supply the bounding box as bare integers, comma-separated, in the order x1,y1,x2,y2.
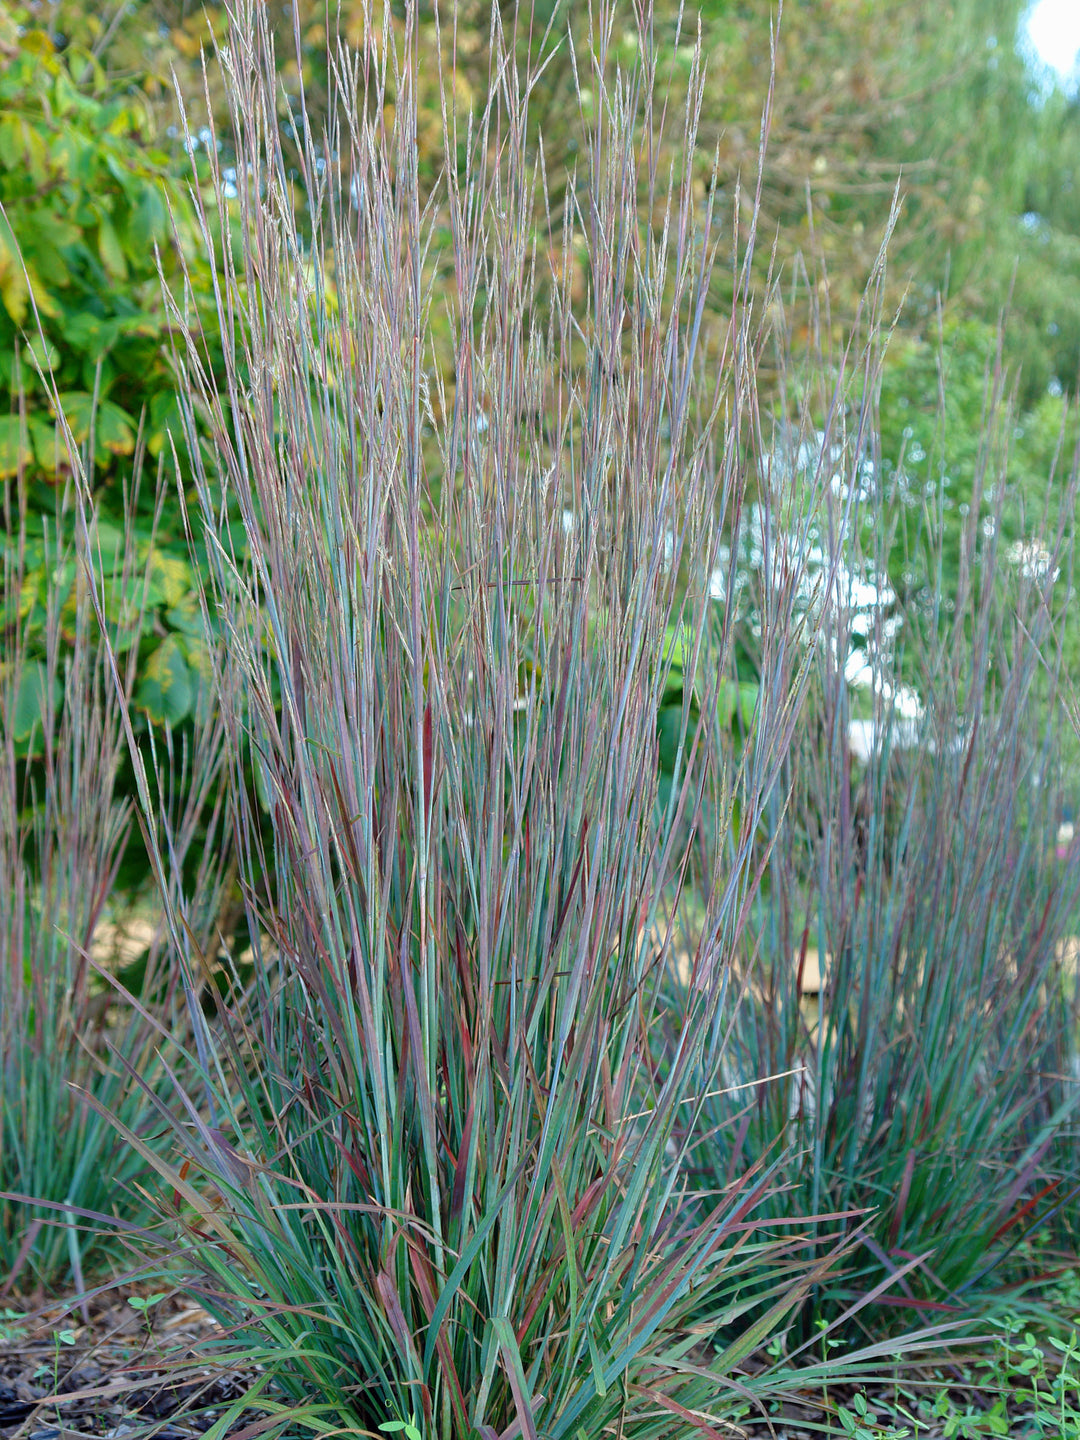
0,216,60,321
51,392,136,460
0,414,33,478
169,26,204,58
51,390,94,444
136,635,194,726
31,417,75,477
19,30,59,62
92,398,136,459
147,550,192,608
97,213,128,281
0,219,29,324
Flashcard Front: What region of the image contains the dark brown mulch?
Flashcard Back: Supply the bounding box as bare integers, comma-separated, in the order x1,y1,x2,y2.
0,1288,266,1440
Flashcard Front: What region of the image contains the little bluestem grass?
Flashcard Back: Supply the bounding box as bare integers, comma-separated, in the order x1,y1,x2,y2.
69,1,915,1435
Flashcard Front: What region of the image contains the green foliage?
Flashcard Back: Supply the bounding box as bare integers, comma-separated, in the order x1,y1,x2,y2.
0,2,226,738
725,1308,1080,1437
999,86,1080,407
913,1316,1080,1437
877,316,1079,675
835,1391,912,1439
656,617,757,805
0,18,183,474
8,0,1075,748
1,0,1078,1400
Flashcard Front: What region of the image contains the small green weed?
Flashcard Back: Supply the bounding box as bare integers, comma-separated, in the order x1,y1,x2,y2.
836,1391,911,1439
379,1420,423,1440
32,1327,76,1396
976,1316,1080,1437
912,1318,1080,1438
0,1307,27,1344
127,1292,167,1341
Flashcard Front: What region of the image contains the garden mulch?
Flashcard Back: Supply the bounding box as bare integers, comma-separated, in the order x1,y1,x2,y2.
0,1288,263,1440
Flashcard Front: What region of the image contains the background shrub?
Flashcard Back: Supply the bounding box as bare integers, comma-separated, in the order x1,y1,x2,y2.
0,2,232,755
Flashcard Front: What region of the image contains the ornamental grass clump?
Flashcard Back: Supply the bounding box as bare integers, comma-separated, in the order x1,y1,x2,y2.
689,337,1080,1339
78,1,908,1433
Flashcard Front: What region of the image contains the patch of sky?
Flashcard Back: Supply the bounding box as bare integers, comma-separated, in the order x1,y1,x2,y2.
1022,0,1080,95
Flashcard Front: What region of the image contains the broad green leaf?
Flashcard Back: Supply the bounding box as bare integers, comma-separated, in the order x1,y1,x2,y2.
92,398,136,459
0,115,23,170
53,70,83,118
0,115,46,185
31,416,74,476
147,392,183,457
662,620,694,682
51,392,136,459
114,313,161,340
0,415,33,478
98,573,156,647
104,104,149,141
165,594,205,637
135,635,194,726
0,219,29,324
4,660,61,743
179,635,213,701
657,705,686,777
48,127,90,179
51,390,94,444
19,229,71,289
717,678,758,729
127,184,167,252
0,221,59,321
22,334,61,375
97,213,128,281
25,125,47,187
61,312,124,359
89,518,127,570
4,326,55,393
79,350,117,396
28,209,81,252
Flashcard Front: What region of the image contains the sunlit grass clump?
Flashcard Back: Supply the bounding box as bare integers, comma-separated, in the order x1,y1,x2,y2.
1,0,1078,1433
67,0,893,1433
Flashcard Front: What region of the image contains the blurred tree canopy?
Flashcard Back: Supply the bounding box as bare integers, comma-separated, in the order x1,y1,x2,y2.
6,0,1077,395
